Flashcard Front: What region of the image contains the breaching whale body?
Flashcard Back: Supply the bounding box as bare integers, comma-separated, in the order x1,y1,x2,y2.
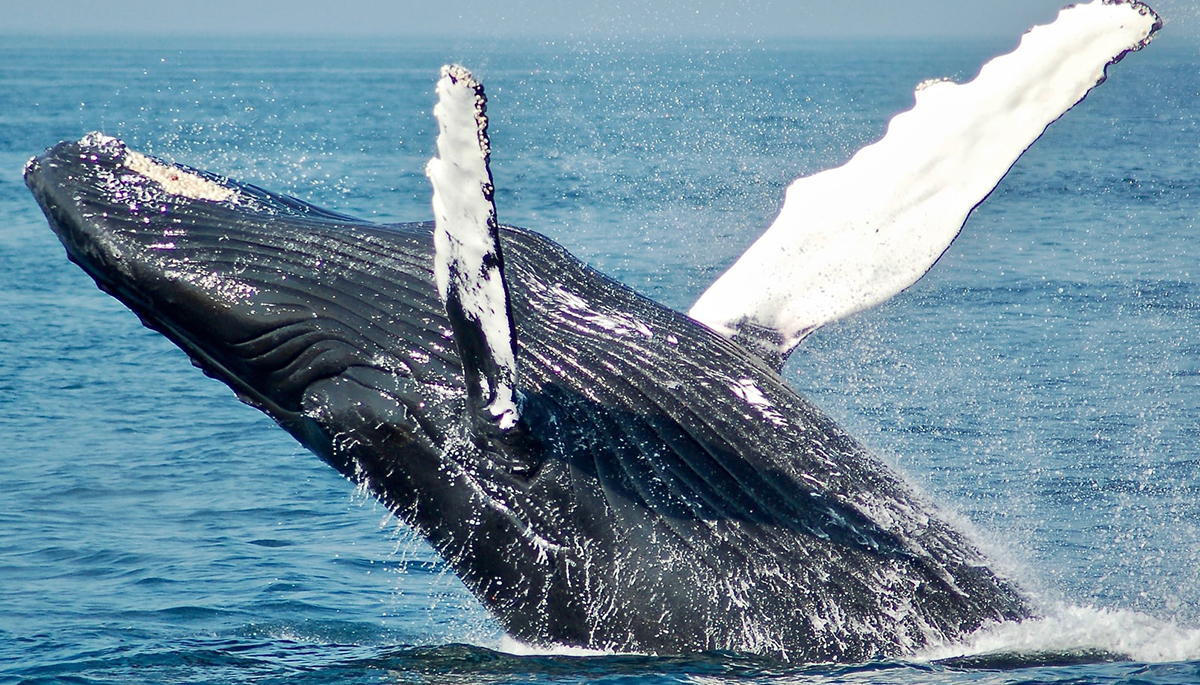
24,0,1160,663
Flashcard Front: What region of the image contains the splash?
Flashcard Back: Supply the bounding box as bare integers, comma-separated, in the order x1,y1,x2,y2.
919,603,1200,664
494,634,622,658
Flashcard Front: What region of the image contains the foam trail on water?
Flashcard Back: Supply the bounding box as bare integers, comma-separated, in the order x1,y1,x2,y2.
494,634,622,657
919,603,1200,664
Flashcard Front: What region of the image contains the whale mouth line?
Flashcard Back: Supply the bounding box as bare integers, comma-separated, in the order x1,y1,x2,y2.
38,219,285,422
88,246,298,423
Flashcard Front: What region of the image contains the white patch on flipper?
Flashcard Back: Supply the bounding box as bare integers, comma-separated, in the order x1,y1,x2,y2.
426,65,521,431
688,0,1159,361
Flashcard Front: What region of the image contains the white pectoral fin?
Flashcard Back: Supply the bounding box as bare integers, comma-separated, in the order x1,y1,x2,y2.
688,0,1161,366
427,65,522,434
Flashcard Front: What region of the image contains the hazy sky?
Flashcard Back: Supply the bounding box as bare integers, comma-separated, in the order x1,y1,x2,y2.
4,0,1195,39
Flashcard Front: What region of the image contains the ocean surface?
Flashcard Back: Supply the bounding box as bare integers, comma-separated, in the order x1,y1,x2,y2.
2,25,1200,685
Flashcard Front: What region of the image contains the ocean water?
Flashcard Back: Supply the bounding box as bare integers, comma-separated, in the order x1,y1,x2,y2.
2,27,1200,684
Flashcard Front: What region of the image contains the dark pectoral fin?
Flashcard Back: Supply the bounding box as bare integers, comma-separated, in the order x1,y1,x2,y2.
426,65,524,440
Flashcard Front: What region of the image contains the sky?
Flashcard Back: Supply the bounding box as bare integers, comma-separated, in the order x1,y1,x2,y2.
2,0,1195,39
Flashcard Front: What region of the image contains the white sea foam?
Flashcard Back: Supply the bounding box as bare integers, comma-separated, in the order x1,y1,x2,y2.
444,604,1200,665
493,633,623,657
919,603,1200,664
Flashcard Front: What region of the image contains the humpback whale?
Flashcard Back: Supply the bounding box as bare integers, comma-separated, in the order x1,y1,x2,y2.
24,0,1160,663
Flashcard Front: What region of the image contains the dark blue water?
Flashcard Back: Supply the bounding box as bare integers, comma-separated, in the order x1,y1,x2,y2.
3,29,1200,684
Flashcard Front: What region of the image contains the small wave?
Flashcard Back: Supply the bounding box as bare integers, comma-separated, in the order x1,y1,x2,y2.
494,633,621,657
247,538,294,548
918,603,1200,665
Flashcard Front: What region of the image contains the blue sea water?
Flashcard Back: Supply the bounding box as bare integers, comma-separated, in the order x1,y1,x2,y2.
2,26,1199,684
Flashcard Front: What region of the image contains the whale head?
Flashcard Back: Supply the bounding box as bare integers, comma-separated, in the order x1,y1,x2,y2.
25,133,441,470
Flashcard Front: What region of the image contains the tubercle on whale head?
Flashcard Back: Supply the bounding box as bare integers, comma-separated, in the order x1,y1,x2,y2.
123,148,238,203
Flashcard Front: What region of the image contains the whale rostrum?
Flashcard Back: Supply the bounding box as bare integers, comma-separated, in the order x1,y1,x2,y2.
24,0,1160,662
